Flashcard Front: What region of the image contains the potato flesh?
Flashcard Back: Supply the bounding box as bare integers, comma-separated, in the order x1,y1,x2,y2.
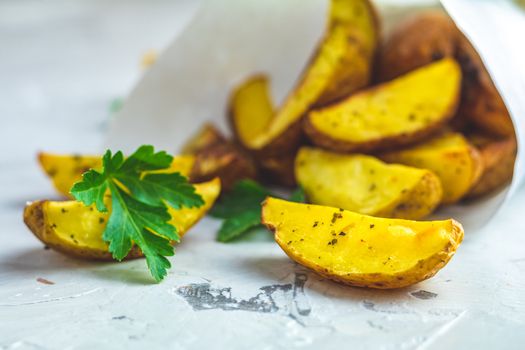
230,76,274,146
380,132,482,204
39,153,101,198
38,179,221,256
39,153,195,198
246,0,377,150
308,58,461,144
262,198,463,288
295,147,442,219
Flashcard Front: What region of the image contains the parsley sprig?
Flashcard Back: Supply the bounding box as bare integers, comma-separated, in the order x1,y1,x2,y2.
71,145,204,282
210,180,305,242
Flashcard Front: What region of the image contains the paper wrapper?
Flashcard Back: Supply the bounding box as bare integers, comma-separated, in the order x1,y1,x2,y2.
106,0,524,232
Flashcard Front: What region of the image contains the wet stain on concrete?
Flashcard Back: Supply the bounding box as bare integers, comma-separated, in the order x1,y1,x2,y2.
410,290,438,300
176,272,311,320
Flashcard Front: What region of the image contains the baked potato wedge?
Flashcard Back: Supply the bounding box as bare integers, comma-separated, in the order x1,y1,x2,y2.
39,153,195,198
376,11,514,138
295,147,442,219
467,134,516,198
229,75,274,147
305,58,461,153
376,11,457,82
262,197,464,289
258,153,297,188
181,123,257,191
189,142,257,191
24,178,221,260
235,0,378,156
379,132,483,204
180,123,227,155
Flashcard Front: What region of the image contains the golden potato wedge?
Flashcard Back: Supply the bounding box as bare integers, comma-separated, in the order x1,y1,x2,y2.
189,142,257,191
39,153,196,198
39,153,101,198
258,153,297,188
379,132,483,204
305,58,461,153
376,11,457,82
228,75,274,147
180,123,227,155
376,11,514,138
295,147,442,219
235,0,378,156
456,36,515,138
24,178,221,260
467,134,516,198
262,197,464,289
181,123,257,191
228,75,297,187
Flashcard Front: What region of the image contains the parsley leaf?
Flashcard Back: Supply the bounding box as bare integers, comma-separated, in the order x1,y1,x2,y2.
71,145,203,282
210,180,306,242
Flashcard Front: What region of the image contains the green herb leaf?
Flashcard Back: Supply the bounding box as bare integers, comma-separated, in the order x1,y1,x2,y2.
70,145,203,282
211,180,308,242
216,210,262,242
289,186,306,203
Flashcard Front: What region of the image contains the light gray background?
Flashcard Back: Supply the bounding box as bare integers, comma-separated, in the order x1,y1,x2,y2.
1,1,524,349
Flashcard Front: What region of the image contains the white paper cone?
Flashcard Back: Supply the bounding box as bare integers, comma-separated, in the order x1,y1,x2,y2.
105,0,525,231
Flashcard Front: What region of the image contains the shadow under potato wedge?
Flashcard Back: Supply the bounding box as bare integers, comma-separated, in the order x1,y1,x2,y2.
304,58,462,153
295,147,442,220
262,197,464,289
23,178,221,260
376,11,514,138
233,0,378,156
379,132,483,204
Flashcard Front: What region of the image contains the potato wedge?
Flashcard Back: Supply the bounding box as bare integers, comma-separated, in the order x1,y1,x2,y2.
467,134,516,198
229,75,274,147
376,11,514,138
228,75,297,187
24,178,221,260
235,0,378,155
305,58,461,153
456,35,515,137
295,147,442,219
258,153,297,188
379,132,482,204
181,124,257,191
39,153,101,198
376,11,458,82
189,142,257,191
262,197,464,289
39,153,195,198
181,123,227,155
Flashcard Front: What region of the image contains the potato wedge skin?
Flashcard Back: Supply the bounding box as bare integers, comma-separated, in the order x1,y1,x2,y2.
295,148,442,219
233,0,378,156
181,123,257,191
181,123,227,155
376,11,457,82
467,135,516,198
305,58,461,153
262,197,463,289
379,132,483,204
23,179,221,260
376,11,514,138
456,36,514,137
190,143,257,191
258,153,297,188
